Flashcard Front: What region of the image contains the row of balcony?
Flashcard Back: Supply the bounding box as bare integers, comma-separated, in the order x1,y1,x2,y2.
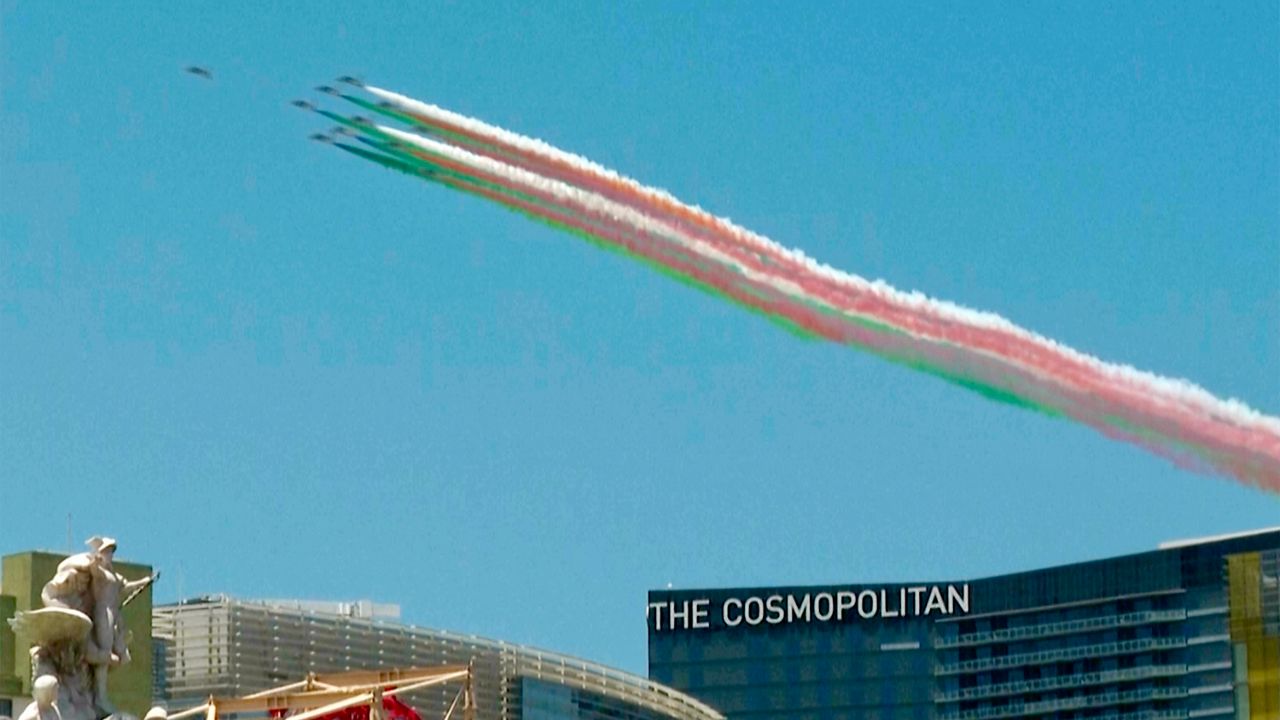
936,610,1186,648
934,663,1186,702
938,686,1187,719
935,636,1187,675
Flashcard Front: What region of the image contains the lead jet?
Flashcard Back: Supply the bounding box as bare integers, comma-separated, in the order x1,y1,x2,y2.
185,66,213,79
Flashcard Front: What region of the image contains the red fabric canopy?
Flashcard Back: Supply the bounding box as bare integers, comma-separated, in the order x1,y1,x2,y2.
268,693,421,720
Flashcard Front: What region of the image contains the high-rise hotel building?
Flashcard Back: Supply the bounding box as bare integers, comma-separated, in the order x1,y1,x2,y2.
648,527,1279,720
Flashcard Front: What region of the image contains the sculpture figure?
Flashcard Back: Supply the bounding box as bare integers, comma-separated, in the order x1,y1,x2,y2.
8,537,157,720
18,676,62,720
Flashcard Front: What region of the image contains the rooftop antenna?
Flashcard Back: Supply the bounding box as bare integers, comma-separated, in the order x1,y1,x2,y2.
66,513,73,554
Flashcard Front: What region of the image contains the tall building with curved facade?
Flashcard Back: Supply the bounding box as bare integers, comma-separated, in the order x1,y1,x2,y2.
153,596,721,720
648,527,1279,720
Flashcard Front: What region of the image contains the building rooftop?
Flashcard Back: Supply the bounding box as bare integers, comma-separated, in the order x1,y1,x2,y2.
1157,525,1280,549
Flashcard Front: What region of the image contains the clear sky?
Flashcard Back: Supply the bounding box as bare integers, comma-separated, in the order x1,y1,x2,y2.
1,2,1277,676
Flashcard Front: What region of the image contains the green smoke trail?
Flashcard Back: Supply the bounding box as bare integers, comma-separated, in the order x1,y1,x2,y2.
330,138,1088,415
311,85,1280,491
333,118,1259,459
339,94,517,163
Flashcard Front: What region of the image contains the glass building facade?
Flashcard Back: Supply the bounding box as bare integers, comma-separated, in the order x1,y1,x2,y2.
648,528,1279,720
155,596,722,720
519,678,709,720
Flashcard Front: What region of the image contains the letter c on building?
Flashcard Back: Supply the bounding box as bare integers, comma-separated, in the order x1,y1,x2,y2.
723,598,743,627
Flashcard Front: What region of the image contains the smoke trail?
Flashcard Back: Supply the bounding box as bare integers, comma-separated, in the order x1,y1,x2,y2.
310,87,1280,493
336,127,1094,425
385,122,1280,484
361,87,1278,421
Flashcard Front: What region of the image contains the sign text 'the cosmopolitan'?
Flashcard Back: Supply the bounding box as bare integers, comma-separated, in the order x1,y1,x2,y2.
647,585,971,632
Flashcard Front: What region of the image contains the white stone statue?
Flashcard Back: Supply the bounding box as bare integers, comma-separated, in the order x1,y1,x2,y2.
8,537,157,720
18,676,62,720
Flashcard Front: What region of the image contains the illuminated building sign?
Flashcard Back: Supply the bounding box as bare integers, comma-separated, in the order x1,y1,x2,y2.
646,584,970,632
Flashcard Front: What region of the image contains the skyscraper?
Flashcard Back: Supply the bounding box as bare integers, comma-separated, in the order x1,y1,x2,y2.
648,528,1279,720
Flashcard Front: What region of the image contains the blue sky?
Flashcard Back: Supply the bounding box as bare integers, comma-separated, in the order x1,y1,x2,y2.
2,2,1276,675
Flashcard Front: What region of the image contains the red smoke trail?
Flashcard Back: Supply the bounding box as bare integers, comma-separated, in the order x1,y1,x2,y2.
381,140,1095,421
374,121,1280,490
382,129,1280,487
337,88,1280,492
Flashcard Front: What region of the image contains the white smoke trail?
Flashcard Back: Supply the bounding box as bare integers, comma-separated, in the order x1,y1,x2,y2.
378,125,825,310
367,90,1280,440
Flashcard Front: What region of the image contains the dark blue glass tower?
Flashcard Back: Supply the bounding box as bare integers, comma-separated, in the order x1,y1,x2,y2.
648,528,1279,719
